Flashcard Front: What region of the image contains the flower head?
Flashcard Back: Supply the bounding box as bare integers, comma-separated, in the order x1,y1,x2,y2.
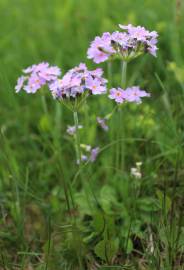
87,24,158,63
89,147,100,162
15,62,61,94
124,86,150,104
119,24,158,58
66,125,83,136
79,145,100,163
109,86,150,104
131,167,142,179
49,63,107,100
131,161,142,179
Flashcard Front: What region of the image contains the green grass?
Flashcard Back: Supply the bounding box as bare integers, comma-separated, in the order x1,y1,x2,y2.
0,0,184,269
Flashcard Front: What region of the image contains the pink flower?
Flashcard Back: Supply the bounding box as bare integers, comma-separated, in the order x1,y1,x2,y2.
78,145,100,164
87,47,110,64
111,31,130,48
87,34,115,63
124,86,150,104
39,66,61,81
66,125,83,136
16,62,61,94
15,76,26,93
87,24,158,63
119,24,158,57
23,62,49,74
86,77,106,95
121,24,149,41
49,63,107,99
109,86,150,104
109,88,125,103
23,74,45,93
90,147,100,162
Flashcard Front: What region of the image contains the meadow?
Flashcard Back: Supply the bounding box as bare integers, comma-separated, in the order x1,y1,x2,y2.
0,0,184,269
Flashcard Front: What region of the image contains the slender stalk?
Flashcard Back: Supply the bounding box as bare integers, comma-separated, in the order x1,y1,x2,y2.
61,111,84,267
120,61,127,170
115,112,120,169
107,61,112,89
73,111,81,164
41,94,48,114
73,110,85,269
63,177,71,214
51,102,71,214
121,61,127,88
107,60,115,169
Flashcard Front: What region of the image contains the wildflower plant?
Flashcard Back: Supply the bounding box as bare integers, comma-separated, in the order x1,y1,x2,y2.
15,23,159,268
87,24,158,170
16,62,107,165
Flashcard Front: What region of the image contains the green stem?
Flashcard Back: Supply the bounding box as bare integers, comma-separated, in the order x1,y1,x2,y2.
120,61,127,170
115,112,120,169
121,60,127,88
63,177,71,214
107,61,112,89
66,111,84,268
41,94,48,114
73,111,81,164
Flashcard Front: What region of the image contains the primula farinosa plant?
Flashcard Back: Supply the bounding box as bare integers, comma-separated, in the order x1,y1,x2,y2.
87,24,158,107
87,24,158,170
16,62,107,164
15,23,158,268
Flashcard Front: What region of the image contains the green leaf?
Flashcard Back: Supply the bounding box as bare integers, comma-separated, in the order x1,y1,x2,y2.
100,185,117,213
83,232,98,244
75,192,92,216
39,114,51,132
156,190,171,214
94,238,119,263
137,197,160,212
126,238,133,254
93,211,105,232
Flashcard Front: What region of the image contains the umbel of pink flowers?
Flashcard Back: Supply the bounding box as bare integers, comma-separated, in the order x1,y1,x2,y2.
15,63,107,98
109,86,150,104
15,24,157,164
87,24,158,63
16,24,157,103
15,62,150,105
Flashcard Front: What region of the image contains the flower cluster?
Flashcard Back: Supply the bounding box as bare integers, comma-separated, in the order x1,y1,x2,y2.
78,144,100,164
15,62,61,93
109,86,150,104
15,24,157,166
49,63,107,100
131,162,142,179
66,125,83,136
87,24,158,63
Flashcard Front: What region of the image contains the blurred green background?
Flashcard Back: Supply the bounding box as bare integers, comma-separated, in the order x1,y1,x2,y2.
0,0,184,269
